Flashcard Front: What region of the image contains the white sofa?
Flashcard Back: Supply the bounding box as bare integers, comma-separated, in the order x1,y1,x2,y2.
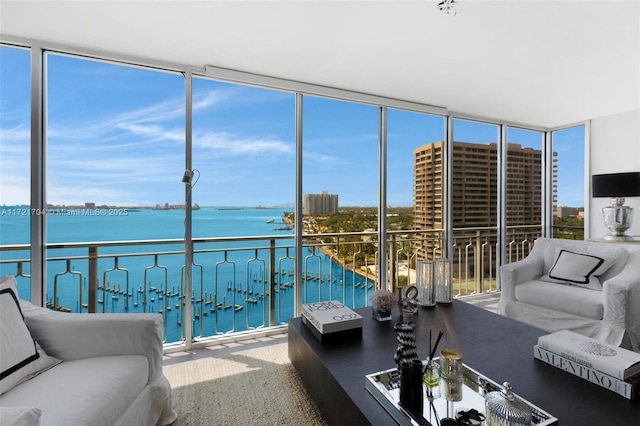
498,237,640,352
0,275,177,426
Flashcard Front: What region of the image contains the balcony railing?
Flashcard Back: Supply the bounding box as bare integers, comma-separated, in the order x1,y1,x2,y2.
0,225,541,345
551,224,585,241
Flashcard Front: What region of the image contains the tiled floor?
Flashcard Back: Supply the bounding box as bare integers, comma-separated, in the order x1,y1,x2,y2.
458,292,500,314
162,331,288,374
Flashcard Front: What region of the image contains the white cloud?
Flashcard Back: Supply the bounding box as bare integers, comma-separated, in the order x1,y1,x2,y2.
0,176,30,205
0,124,30,147
115,123,183,143
194,131,293,157
302,151,345,164
192,90,227,111
50,152,183,179
1,84,297,205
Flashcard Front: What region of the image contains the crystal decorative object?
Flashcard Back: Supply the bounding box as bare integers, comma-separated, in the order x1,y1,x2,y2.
438,0,458,16
485,382,533,426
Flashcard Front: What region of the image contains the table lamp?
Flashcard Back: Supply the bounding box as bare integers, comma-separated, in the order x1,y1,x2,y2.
592,172,640,241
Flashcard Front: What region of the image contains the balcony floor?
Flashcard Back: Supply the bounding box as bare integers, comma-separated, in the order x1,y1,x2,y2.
457,291,500,314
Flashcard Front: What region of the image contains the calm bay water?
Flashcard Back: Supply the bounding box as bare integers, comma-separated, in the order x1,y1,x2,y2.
0,206,374,343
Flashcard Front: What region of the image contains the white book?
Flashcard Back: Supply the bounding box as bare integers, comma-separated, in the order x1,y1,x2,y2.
301,301,363,334
537,330,640,381
534,345,637,400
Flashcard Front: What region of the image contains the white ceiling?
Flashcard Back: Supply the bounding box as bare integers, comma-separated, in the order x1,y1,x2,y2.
1,0,639,128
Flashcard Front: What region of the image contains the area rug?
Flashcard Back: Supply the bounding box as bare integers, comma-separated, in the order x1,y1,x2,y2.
167,343,327,425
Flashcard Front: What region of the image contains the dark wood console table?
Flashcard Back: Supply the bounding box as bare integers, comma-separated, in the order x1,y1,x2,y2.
288,300,640,426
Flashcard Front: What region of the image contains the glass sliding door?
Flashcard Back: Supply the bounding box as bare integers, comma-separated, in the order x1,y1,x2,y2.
45,53,185,341
191,77,295,335
504,127,544,262
451,118,500,296
2,42,565,345
302,96,379,308
0,45,31,298
551,125,585,240
387,109,445,288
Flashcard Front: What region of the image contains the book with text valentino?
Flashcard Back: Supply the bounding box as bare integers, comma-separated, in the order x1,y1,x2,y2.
537,330,640,381
534,345,638,400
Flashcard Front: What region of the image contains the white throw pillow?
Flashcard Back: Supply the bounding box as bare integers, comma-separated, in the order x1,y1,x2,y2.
541,249,617,291
541,241,627,279
0,275,61,395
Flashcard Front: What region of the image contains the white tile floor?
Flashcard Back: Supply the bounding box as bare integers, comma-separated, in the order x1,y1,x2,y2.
458,292,500,313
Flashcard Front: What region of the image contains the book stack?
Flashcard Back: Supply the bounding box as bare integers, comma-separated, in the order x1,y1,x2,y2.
301,301,363,343
534,330,640,399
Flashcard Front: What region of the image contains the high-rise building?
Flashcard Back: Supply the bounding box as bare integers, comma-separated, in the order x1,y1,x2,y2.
303,191,339,215
414,141,553,259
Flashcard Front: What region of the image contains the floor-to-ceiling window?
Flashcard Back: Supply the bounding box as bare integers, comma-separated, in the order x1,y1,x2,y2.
45,53,185,340
0,40,569,346
0,45,31,298
551,125,585,240
301,96,379,308
387,109,445,287
504,127,544,261
191,77,296,334
451,118,500,295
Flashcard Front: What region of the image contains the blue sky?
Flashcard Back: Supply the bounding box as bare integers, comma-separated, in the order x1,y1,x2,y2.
0,46,585,208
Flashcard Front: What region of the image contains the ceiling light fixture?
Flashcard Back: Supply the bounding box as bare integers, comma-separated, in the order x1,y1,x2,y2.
438,0,458,16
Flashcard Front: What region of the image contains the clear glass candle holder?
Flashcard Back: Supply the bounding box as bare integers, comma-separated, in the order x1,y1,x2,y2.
416,260,436,307
435,258,453,304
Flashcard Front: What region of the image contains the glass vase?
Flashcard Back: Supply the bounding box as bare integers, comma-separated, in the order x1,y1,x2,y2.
423,358,440,399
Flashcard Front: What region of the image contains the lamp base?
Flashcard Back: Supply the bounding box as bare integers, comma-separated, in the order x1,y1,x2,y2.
602,199,633,242
603,234,636,242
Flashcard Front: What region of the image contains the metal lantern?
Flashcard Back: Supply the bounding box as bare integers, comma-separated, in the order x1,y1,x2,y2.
435,258,453,304
416,260,436,307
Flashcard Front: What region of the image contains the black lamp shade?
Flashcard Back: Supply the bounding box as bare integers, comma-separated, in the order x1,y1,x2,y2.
592,172,640,198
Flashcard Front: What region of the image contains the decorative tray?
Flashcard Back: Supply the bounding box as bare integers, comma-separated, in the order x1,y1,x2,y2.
365,360,558,426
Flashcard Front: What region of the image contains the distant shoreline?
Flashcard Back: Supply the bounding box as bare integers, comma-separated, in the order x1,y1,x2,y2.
282,213,377,285
319,245,377,284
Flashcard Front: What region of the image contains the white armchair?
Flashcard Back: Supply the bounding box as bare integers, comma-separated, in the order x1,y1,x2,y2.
0,275,177,426
498,238,640,352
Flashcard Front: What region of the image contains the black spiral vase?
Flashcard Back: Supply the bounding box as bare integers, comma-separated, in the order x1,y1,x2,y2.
394,322,419,371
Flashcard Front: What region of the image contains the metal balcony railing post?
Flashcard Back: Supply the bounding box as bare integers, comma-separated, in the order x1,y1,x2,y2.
88,245,98,313
269,239,276,327
480,238,489,294
389,233,397,291
475,231,481,295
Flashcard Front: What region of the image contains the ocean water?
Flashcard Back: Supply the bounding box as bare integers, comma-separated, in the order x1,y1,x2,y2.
0,206,375,343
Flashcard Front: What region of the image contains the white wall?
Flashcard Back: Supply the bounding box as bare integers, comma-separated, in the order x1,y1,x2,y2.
589,109,640,239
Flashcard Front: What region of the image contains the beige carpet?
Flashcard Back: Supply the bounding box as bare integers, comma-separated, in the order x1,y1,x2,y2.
167,343,327,425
